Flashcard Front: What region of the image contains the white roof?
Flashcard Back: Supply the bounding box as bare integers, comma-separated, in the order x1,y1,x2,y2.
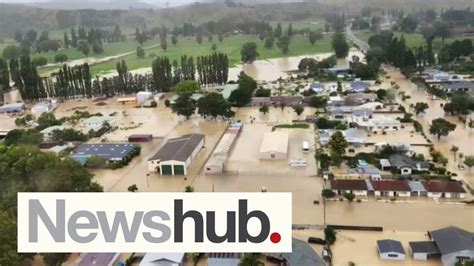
82,116,114,125
259,131,289,154
40,125,65,134
139,252,185,266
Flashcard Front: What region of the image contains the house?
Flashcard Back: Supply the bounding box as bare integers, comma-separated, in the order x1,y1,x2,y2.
356,118,401,133
440,81,474,92
47,145,69,155
250,97,271,106
377,239,406,261
424,69,452,82
328,82,338,93
310,83,325,93
0,102,25,114
408,181,427,197
319,129,367,146
137,252,186,266
348,166,381,180
207,253,242,266
330,179,368,196
265,238,325,266
345,93,377,106
421,181,467,199
328,96,345,106
372,180,411,197
326,66,352,76
70,143,139,165
259,131,289,160
349,81,370,92
81,116,116,132
148,134,205,175
331,107,373,122
387,154,430,175
270,96,303,106
128,134,153,142
409,241,441,261
429,226,474,266
74,253,120,266
40,125,65,141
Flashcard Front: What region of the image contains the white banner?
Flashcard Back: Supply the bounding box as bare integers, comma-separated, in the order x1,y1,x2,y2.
18,192,292,253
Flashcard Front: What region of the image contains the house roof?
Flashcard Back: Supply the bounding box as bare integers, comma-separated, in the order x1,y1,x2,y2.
149,134,205,162
421,181,466,193
380,159,391,168
389,154,430,169
372,180,411,192
409,241,440,254
441,81,474,90
139,252,185,266
40,125,65,134
331,179,368,191
76,253,119,266
266,238,325,266
71,143,138,161
408,181,426,192
82,116,114,125
377,239,405,254
349,166,381,176
259,131,289,154
350,81,370,90
430,226,474,255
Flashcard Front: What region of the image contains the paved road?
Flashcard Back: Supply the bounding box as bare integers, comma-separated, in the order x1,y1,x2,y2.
346,25,370,53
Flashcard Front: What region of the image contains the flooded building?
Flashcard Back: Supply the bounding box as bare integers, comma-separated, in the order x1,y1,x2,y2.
387,154,430,175
0,102,25,114
81,115,116,132
377,239,406,261
137,252,185,266
429,226,474,266
440,81,474,93
40,125,65,141
421,181,467,199
259,131,289,160
372,180,411,197
205,123,242,174
330,179,369,196
265,238,325,266
148,134,205,175
74,253,119,266
70,143,139,165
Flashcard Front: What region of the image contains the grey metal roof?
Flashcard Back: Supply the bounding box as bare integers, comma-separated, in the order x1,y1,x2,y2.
409,241,440,254
430,226,474,255
377,239,405,254
408,181,426,192
388,154,429,169
149,134,204,162
281,238,325,266
76,253,119,266
72,143,138,160
442,81,474,90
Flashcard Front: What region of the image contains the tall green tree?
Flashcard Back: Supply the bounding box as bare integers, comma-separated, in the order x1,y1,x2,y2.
429,118,456,140
332,33,349,58
328,131,348,156
277,36,290,54
197,92,233,118
171,93,196,119
241,42,259,63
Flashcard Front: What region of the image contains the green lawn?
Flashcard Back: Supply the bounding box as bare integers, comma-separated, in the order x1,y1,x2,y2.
89,34,333,76
355,31,474,50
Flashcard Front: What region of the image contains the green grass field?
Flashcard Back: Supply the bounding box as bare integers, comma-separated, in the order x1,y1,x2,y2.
89,34,334,75
355,31,474,50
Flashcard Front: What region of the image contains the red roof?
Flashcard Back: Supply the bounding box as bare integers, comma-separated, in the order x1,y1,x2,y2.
421,181,466,193
372,180,411,191
331,179,368,191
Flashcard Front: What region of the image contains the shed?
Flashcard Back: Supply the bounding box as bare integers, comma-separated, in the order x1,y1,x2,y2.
207,253,241,266
204,156,226,175
0,102,25,114
379,159,391,171
409,241,440,260
259,131,289,160
148,134,205,175
377,239,406,261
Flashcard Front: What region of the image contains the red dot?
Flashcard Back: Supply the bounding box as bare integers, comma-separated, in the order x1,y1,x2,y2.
270,232,281,243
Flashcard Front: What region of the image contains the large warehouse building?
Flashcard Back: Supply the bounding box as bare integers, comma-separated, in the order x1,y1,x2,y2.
148,134,205,175
259,131,289,160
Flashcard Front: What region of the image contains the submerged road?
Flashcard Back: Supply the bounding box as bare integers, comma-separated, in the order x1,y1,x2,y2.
346,25,370,53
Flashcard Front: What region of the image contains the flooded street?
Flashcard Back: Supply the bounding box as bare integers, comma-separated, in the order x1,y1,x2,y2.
381,67,474,186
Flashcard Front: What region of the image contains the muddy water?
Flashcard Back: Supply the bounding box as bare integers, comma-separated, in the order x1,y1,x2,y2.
100,49,365,82
381,67,474,186
228,49,365,82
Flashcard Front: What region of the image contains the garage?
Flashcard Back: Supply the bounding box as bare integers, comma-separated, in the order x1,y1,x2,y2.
161,165,173,175
173,165,185,175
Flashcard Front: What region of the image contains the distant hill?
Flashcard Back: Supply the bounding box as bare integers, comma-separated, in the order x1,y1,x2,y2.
24,0,158,10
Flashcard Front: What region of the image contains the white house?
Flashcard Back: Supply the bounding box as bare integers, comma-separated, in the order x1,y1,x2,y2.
81,116,116,132
40,125,65,141
259,131,289,160
422,181,467,199
148,134,205,175
377,239,406,261
357,118,401,133
372,181,411,197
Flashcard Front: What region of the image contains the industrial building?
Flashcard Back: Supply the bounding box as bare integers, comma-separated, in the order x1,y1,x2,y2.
205,123,242,174
148,134,205,175
70,143,139,165
0,102,25,114
259,131,289,160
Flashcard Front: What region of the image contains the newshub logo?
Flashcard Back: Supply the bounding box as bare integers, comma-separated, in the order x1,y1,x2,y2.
18,192,291,253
